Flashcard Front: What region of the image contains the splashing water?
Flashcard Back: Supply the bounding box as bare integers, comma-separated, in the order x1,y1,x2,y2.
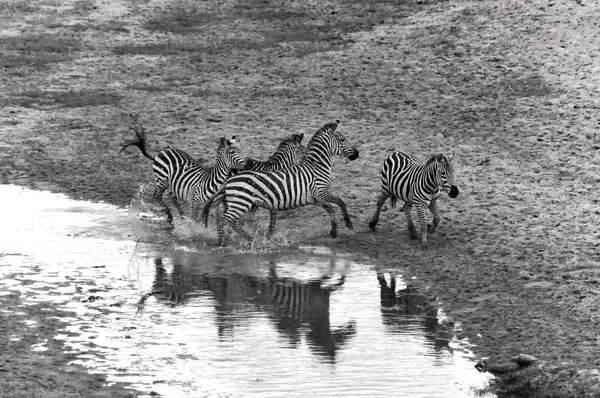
129,183,304,252
128,183,218,247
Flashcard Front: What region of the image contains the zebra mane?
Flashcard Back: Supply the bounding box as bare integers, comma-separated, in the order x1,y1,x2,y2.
273,133,303,153
426,154,455,178
425,154,448,166
306,120,339,148
244,133,304,167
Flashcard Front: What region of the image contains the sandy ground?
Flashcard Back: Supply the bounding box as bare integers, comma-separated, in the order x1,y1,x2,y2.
1,0,599,396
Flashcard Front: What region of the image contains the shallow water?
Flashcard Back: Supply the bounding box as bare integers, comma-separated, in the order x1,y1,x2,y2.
0,185,494,397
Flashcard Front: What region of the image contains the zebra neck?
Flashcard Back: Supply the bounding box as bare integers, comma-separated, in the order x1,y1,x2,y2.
262,158,280,168
207,161,231,185
304,142,332,165
303,152,332,171
422,163,442,193
268,152,286,164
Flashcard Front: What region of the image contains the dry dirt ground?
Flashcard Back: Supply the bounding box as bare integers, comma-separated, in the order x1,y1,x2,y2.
1,0,599,397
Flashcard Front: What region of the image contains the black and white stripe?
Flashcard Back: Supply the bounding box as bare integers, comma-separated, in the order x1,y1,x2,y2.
245,133,306,172
121,127,246,223
205,132,307,230
369,151,459,245
202,121,359,245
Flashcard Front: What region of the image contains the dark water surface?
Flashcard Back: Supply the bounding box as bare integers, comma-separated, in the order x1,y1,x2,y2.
0,185,494,397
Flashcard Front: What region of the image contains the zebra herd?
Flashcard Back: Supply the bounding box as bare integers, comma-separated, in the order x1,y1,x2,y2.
121,120,459,247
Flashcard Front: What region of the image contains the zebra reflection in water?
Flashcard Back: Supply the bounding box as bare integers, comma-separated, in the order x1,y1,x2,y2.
377,271,452,353
151,258,356,361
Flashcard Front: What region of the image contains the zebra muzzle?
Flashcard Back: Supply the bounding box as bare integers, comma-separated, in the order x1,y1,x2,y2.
348,148,359,161
449,185,459,198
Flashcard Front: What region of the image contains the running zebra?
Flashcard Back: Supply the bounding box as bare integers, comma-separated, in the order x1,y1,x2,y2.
120,127,246,224
368,151,459,246
204,132,306,230
202,120,359,246
245,133,305,172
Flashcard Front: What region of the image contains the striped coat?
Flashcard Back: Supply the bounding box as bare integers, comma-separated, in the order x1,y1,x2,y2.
368,151,459,246
202,121,359,246
121,127,245,223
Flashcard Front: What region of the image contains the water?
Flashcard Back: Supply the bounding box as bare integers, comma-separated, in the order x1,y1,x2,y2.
0,185,494,397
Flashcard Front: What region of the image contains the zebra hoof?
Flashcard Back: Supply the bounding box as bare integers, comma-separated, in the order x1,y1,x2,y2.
330,229,337,238
346,222,354,230
368,220,377,230
407,226,418,239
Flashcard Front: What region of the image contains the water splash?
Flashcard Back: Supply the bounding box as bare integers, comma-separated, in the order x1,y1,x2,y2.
128,182,165,242
128,183,306,252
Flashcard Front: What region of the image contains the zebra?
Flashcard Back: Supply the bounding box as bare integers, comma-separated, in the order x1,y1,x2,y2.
120,126,246,224
368,151,459,246
204,132,306,230
201,120,359,246
245,132,306,172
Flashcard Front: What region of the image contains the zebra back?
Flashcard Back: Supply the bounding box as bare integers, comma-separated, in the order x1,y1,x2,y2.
381,151,456,204
245,132,306,172
153,136,245,204
216,121,359,213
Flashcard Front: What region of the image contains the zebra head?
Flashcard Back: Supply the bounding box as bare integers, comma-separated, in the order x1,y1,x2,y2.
323,120,359,161
433,153,459,198
285,132,307,163
217,136,246,171
271,132,306,166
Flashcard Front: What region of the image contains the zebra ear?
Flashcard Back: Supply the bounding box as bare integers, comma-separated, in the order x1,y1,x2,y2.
294,133,304,143
446,153,455,162
218,137,228,147
229,135,237,146
327,120,339,133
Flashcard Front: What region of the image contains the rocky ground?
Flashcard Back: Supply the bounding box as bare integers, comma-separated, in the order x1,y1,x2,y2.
1,0,599,396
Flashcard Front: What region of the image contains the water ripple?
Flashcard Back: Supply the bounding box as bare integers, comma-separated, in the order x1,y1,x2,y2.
0,185,495,397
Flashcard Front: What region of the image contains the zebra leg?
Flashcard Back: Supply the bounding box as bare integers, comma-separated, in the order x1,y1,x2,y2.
216,214,227,246
153,183,174,224
321,203,339,238
189,200,201,222
415,204,429,246
369,192,390,230
219,209,254,245
230,219,253,242
266,210,277,239
402,203,418,239
427,200,440,234
170,194,185,219
316,191,353,230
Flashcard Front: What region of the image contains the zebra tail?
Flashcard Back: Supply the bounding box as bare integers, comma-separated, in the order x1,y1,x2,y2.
201,189,224,228
120,126,154,161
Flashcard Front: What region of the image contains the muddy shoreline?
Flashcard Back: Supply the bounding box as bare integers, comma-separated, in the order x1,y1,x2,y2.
1,0,599,396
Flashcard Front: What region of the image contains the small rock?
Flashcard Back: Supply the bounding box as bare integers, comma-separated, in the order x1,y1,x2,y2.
475,358,520,374
510,353,539,366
